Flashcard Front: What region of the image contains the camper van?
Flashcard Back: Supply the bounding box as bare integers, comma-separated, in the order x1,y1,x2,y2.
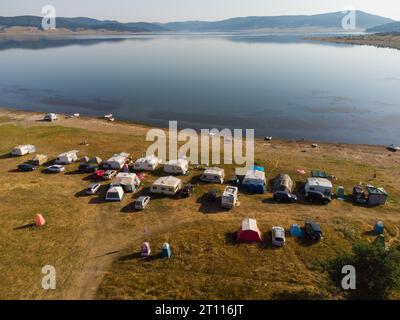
103,152,130,170
305,177,333,201
221,186,239,209
11,145,36,156
43,113,58,122
200,167,225,184
164,159,189,175
133,155,160,171
150,176,182,196
56,150,79,164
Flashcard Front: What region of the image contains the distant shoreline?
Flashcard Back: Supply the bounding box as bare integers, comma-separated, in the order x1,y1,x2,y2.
306,34,400,50
0,107,392,148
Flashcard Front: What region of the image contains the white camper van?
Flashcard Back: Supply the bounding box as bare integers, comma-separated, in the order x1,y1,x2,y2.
221,186,239,209
150,176,182,196
164,159,189,175
11,144,36,156
56,150,79,164
200,167,225,184
305,177,333,198
43,113,58,122
133,155,160,171
103,152,130,170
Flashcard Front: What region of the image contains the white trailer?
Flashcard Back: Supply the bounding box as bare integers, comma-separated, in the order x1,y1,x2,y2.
150,176,182,196
103,152,130,170
56,150,79,164
133,155,160,171
11,144,36,156
164,159,189,175
305,177,333,198
200,167,225,184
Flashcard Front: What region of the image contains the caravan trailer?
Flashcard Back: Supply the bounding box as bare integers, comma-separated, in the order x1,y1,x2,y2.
305,177,333,201
111,172,141,193
56,150,79,164
133,155,160,171
43,113,58,122
11,145,36,156
103,152,130,170
150,176,182,196
200,167,225,184
164,159,189,175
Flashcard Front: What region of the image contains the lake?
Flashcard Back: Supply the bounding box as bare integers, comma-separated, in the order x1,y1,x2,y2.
0,33,400,145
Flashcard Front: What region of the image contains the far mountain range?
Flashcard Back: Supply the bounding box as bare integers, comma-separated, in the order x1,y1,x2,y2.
0,11,398,34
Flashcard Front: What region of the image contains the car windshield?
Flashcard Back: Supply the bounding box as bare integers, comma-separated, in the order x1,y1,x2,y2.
275,237,284,242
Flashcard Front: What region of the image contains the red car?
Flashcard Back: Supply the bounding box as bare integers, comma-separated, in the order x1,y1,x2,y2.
93,169,105,179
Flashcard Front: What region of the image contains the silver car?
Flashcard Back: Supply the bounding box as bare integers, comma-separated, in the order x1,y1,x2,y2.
47,164,65,173
134,196,151,210
272,226,286,247
85,183,101,195
103,170,118,180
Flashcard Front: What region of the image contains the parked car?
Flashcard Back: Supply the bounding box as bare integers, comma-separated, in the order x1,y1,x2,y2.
46,165,65,173
181,184,195,198
93,169,105,179
18,163,37,172
306,191,331,205
85,183,101,195
134,196,151,210
207,189,219,202
79,163,98,173
103,170,118,180
272,226,286,247
387,144,400,152
305,221,323,242
227,175,240,186
273,191,298,203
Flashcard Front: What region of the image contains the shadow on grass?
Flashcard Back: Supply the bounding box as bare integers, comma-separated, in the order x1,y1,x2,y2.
119,252,162,262
14,223,36,230
197,193,225,214
224,232,237,246
0,153,13,160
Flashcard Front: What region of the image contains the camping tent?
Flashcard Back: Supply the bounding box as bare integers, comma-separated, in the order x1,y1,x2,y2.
80,156,90,163
237,218,262,242
105,186,124,202
242,170,266,194
30,154,48,166
89,157,102,165
273,174,294,193
367,186,388,206
141,242,151,257
35,214,46,227
290,224,303,237
162,243,171,258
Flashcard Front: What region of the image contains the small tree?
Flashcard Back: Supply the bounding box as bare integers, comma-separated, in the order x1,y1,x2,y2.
329,241,400,300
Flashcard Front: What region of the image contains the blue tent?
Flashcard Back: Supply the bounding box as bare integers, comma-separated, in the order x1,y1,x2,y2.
290,224,303,237
252,166,265,172
162,242,171,258
374,221,384,235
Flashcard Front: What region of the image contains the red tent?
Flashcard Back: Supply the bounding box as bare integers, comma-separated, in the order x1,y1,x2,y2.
237,218,262,242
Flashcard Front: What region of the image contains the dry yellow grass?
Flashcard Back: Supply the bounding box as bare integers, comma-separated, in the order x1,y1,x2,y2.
0,108,399,300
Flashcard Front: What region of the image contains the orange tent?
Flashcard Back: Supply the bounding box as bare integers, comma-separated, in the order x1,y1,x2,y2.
35,214,46,227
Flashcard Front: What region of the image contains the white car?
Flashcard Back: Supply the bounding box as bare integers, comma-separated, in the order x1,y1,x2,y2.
85,183,101,195
272,226,286,247
103,170,118,180
47,164,65,173
388,144,400,152
134,196,151,210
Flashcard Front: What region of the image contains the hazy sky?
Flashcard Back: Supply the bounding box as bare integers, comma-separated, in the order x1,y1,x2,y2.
1,0,399,22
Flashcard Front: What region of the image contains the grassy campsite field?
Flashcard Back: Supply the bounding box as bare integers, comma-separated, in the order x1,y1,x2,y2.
0,108,399,300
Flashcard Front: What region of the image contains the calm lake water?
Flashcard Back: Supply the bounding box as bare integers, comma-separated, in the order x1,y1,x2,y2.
0,33,400,144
